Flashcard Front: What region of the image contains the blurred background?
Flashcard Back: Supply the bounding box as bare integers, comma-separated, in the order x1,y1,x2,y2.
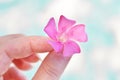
0,0,120,80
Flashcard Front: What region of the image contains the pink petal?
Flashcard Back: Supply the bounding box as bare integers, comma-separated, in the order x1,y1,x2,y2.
44,18,57,40
63,40,81,57
68,24,88,42
48,40,63,53
58,15,76,33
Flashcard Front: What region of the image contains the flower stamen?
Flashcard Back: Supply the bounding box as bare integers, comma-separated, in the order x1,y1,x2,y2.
58,33,68,43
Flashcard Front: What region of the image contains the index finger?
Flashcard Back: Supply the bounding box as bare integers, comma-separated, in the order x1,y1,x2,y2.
4,36,53,59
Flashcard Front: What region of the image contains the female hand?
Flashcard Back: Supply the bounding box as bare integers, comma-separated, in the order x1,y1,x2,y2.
0,34,71,80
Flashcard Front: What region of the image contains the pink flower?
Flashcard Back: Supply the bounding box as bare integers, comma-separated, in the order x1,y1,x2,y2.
44,15,88,56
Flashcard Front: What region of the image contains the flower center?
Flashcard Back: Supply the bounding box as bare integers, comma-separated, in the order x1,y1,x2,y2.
58,33,68,43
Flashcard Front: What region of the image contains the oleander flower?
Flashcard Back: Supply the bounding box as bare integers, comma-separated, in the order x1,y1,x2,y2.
44,15,88,56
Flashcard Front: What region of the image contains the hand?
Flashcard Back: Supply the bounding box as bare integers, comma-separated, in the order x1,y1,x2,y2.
0,34,72,80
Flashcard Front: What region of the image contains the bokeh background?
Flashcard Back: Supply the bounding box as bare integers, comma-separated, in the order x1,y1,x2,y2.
0,0,120,80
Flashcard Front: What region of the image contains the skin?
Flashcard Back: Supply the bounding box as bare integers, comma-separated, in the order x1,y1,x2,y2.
0,34,72,80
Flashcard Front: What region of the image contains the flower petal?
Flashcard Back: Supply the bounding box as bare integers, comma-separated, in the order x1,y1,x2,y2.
48,40,63,53
44,18,57,40
68,24,88,42
63,41,80,57
58,15,76,33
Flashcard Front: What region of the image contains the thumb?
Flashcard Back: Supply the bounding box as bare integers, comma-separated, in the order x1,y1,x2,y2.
32,51,71,80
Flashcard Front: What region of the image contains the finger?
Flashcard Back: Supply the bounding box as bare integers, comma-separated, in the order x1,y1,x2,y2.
3,67,27,80
13,59,32,70
13,54,40,71
0,34,24,45
23,54,41,63
5,36,53,59
32,51,72,80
